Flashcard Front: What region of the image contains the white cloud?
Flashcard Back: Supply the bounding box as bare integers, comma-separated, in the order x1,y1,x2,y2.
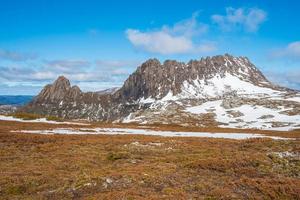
270,41,300,61
95,59,140,69
265,70,300,90
31,71,56,80
45,60,91,72
126,13,216,55
0,58,141,93
212,7,267,32
126,29,193,54
162,12,208,37
287,42,300,56
271,41,300,59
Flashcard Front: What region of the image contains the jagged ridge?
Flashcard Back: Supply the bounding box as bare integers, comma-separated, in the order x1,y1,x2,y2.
20,54,300,129
119,54,272,102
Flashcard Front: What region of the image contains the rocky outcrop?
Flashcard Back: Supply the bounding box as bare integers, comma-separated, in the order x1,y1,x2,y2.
117,54,275,102
0,105,17,115
33,76,82,103
21,75,140,120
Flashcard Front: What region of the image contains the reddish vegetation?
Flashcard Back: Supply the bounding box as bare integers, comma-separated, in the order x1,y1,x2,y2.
0,121,299,199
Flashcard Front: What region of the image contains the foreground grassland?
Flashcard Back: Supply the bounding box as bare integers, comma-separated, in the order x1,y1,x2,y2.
0,121,299,199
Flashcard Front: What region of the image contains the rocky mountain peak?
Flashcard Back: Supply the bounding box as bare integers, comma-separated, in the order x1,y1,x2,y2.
32,76,82,103
52,76,71,91
33,55,272,105
143,58,161,66
21,54,300,128
118,54,272,102
138,58,161,72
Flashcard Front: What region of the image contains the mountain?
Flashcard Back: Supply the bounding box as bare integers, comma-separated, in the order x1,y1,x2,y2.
21,54,300,131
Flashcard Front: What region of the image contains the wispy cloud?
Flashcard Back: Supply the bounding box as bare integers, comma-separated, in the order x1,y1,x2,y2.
45,59,91,73
212,7,267,32
126,12,216,55
0,58,141,93
162,12,208,37
95,60,140,69
271,41,300,59
0,49,37,62
265,70,300,90
0,65,35,81
95,60,141,76
126,29,193,54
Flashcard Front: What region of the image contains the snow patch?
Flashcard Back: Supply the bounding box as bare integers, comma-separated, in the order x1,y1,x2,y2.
139,96,155,104
286,97,300,102
12,127,292,140
155,73,281,101
185,100,300,131
0,115,89,125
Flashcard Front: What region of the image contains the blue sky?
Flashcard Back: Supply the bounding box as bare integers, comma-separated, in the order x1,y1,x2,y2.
0,0,299,95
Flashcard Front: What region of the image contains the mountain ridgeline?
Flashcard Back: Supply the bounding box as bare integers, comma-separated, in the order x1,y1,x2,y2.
21,54,300,130
121,54,270,101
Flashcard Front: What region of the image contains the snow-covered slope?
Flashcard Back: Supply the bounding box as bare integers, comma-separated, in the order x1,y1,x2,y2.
185,100,300,131
119,55,300,131
138,72,282,104
123,90,300,131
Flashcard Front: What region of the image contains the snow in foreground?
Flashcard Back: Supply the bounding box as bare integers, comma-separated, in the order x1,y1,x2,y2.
12,128,292,140
0,115,89,125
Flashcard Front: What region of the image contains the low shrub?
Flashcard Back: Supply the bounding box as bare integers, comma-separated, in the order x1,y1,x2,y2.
12,112,42,120
46,115,63,122
106,152,129,161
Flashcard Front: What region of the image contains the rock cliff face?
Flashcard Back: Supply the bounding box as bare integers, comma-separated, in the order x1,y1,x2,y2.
35,76,81,103
22,76,136,121
118,54,272,101
21,54,300,130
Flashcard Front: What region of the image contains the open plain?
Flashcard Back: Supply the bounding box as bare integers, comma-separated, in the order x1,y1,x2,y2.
0,119,299,199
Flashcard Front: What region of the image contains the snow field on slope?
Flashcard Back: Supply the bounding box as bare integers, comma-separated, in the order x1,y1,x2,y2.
139,73,282,104
185,100,300,131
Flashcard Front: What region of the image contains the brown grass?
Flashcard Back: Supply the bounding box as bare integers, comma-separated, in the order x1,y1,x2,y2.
0,121,299,199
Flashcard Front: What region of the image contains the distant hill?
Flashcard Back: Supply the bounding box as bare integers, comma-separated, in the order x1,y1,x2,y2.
0,95,34,106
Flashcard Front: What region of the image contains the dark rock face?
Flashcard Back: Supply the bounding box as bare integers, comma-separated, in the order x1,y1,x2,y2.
34,76,81,103
117,54,274,102
21,54,293,121
21,76,138,120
